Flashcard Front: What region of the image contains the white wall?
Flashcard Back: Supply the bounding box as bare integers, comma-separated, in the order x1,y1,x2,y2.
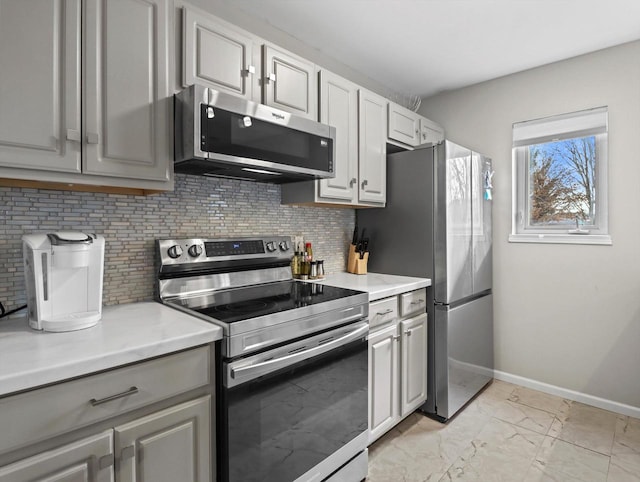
420,40,640,410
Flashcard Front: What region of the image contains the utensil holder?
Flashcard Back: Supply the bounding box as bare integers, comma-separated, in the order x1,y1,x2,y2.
347,244,368,275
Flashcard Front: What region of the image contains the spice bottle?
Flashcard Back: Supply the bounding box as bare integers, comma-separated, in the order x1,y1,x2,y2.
291,251,301,278
305,242,313,261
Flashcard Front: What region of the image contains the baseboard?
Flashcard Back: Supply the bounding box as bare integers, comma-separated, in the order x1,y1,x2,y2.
493,369,640,419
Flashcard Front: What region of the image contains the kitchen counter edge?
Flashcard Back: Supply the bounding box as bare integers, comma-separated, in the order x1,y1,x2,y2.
0,301,222,397
312,272,431,301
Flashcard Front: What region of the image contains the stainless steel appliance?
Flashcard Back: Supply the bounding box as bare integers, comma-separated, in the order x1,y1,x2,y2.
157,236,369,482
22,232,105,332
174,85,336,183
358,140,494,421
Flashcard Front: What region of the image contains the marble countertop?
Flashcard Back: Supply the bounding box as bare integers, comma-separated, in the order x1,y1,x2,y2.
314,272,431,301
0,302,222,397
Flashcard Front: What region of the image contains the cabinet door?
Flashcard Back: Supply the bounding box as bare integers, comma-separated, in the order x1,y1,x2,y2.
83,0,170,181
182,8,257,100
388,102,419,147
400,313,428,417
115,396,211,482
0,430,113,482
368,324,399,444
318,70,358,202
263,45,316,120
419,117,445,145
0,0,81,173
358,89,387,204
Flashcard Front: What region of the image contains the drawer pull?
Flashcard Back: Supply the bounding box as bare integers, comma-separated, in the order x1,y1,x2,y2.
376,308,394,316
410,299,425,305
90,386,139,406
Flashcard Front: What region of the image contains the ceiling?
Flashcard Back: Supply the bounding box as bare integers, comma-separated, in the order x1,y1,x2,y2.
231,0,640,100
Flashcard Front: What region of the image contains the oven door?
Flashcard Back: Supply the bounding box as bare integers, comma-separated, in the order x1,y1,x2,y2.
219,320,369,482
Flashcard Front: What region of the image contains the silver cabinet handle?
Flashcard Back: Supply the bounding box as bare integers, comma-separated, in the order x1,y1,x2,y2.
242,65,256,76
404,329,413,336
349,177,357,187
361,179,368,188
86,132,99,144
410,299,425,305
120,445,135,461
66,129,81,142
90,386,139,406
264,73,276,84
393,335,401,341
376,308,394,316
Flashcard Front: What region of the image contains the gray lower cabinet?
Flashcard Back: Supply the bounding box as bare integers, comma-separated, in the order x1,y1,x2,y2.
0,397,210,482
0,0,172,191
368,289,428,444
0,347,212,482
0,430,114,482
115,397,210,482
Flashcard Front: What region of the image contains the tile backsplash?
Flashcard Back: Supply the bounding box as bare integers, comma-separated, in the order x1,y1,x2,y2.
0,174,356,309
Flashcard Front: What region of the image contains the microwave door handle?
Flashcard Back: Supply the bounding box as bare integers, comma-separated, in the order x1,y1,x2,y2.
229,323,368,385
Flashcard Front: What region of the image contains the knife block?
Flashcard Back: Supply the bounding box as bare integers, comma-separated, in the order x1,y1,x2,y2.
347,244,368,275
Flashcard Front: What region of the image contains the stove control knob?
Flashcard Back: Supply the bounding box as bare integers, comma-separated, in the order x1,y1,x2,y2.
279,241,289,251
265,241,276,252
167,245,183,259
188,244,203,258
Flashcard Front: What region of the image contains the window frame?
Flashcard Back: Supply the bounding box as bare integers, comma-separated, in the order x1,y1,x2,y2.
510,107,611,245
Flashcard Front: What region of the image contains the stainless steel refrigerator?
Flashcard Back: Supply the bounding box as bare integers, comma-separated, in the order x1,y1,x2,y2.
358,140,494,421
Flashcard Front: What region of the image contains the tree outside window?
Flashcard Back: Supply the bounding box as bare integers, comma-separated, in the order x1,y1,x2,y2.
528,136,596,227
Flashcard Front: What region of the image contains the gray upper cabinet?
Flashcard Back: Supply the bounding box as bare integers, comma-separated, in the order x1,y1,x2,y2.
419,116,445,145
318,70,358,201
83,0,171,182
358,89,387,205
388,102,420,147
0,0,172,191
281,74,386,208
0,0,81,173
263,44,317,120
182,7,257,101
388,101,445,148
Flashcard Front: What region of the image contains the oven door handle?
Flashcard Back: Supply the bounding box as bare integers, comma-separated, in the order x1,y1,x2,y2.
228,322,368,385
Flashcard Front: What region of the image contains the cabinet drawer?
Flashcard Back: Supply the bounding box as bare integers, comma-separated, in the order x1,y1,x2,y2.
369,296,398,330
400,289,427,318
0,346,210,455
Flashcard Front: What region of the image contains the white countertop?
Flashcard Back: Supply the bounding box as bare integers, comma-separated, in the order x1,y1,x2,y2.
314,272,431,301
0,302,222,397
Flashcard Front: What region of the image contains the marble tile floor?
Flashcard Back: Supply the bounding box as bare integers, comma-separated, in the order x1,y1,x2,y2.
367,380,640,482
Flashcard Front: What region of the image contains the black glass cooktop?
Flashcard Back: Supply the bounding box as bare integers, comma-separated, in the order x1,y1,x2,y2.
170,280,364,324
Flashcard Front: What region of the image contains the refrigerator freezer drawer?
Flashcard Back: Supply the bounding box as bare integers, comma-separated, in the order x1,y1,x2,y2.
434,294,493,420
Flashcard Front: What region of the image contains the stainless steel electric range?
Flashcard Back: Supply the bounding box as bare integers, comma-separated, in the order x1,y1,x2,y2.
157,236,370,482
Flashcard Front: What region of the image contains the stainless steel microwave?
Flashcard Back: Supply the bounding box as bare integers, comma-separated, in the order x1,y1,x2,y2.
174,85,336,183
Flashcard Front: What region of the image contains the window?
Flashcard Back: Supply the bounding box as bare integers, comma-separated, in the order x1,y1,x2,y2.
510,107,611,245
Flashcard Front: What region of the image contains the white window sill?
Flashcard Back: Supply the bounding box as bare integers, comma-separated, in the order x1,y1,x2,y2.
508,233,612,245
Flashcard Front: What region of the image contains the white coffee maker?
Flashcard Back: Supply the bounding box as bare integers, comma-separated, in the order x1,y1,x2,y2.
22,232,105,332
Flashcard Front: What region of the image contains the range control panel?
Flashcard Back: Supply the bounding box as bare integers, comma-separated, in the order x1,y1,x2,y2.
157,236,292,267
